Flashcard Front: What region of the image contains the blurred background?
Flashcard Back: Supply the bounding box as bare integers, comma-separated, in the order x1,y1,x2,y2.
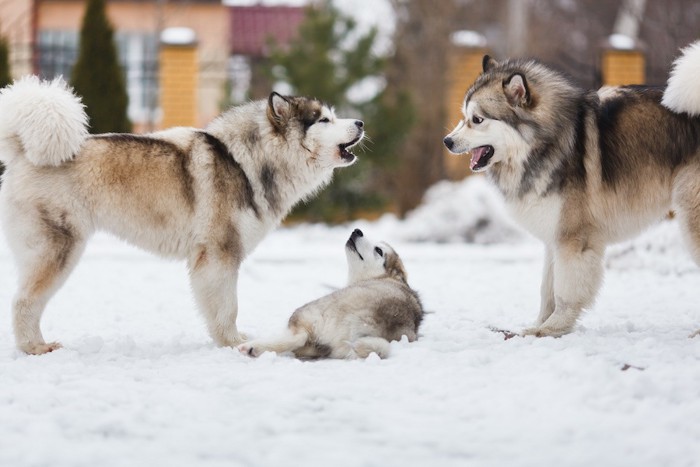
0,0,697,222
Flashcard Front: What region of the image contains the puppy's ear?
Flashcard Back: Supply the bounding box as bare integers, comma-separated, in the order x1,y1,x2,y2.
482,55,498,73
503,73,530,107
267,92,292,131
384,252,408,283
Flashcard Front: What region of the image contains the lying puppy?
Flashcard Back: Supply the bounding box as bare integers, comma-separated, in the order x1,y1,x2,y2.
239,229,424,359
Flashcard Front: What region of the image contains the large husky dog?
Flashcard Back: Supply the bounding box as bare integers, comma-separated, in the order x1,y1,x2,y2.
444,42,700,337
238,229,423,359
0,76,364,354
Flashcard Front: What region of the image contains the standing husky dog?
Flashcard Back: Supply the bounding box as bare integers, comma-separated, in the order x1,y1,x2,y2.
0,76,364,354
238,229,423,359
444,42,700,337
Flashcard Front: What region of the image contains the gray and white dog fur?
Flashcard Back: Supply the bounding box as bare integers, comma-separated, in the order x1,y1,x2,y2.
238,229,424,359
444,41,700,338
0,76,364,354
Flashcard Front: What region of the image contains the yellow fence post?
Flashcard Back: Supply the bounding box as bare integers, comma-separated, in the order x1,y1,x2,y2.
601,39,645,86
159,27,198,129
444,31,489,180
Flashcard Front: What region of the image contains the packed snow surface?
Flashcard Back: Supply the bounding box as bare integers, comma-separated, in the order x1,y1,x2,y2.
1,181,699,466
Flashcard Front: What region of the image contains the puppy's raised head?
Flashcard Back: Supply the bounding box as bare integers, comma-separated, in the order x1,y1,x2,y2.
344,229,407,284
267,92,364,169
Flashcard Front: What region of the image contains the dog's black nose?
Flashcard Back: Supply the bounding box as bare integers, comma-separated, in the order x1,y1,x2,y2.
443,136,454,150
355,120,364,129
352,228,363,237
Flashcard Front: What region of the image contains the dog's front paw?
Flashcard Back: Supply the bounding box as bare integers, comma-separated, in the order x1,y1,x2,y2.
237,343,261,357
689,329,700,339
521,326,569,338
20,341,62,355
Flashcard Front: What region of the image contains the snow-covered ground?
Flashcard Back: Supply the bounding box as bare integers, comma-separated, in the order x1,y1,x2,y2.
1,182,700,467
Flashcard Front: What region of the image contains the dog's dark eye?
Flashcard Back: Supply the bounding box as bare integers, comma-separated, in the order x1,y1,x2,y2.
472,115,484,124
318,117,330,123
374,247,383,257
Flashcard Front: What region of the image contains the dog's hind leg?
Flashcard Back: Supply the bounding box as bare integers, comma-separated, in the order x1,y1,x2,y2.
188,242,246,348
672,165,700,338
524,235,605,337
237,329,310,357
352,336,391,359
8,211,87,355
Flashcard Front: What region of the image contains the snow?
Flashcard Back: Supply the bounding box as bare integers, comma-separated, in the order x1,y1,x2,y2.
2,180,700,467
608,33,636,50
451,30,488,48
160,28,197,46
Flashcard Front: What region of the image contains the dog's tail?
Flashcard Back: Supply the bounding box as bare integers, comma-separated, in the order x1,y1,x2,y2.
0,76,88,167
662,41,700,116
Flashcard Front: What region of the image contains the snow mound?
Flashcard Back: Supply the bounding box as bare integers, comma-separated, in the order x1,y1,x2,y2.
607,219,696,275
395,176,526,244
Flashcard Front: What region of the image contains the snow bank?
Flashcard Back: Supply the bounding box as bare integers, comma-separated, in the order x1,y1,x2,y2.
389,176,693,278
392,176,526,244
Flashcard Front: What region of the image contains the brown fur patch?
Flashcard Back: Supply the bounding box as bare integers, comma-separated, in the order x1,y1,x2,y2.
28,207,78,296
373,296,422,342
218,225,242,262
92,134,196,210
260,163,281,213
200,132,260,219
193,247,208,271
266,93,324,136
39,207,76,271
383,250,408,283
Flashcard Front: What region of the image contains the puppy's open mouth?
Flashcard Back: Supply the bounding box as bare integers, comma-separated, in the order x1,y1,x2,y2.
339,135,362,162
469,145,494,172
345,229,364,260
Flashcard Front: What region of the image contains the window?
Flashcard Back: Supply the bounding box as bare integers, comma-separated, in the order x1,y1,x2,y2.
37,30,159,125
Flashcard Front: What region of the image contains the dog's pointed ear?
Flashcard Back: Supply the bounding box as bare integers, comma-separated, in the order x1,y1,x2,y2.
482,55,497,73
385,252,408,283
503,73,530,107
267,92,292,129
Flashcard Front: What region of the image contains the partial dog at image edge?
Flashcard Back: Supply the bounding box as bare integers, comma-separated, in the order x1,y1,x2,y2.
238,229,424,359
443,41,700,338
0,76,364,355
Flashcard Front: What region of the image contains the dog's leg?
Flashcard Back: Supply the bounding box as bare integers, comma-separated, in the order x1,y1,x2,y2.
10,223,87,355
237,328,310,357
352,336,391,359
673,165,700,337
188,245,246,347
524,236,604,337
534,245,555,326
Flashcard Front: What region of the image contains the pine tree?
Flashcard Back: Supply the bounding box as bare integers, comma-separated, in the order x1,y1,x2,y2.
71,0,130,133
0,35,10,89
268,5,414,222
0,35,11,181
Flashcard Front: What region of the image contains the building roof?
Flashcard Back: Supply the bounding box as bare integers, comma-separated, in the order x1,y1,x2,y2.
229,6,305,56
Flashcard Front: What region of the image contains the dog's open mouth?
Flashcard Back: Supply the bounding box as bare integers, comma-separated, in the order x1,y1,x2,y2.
469,145,494,171
345,229,364,260
339,136,362,162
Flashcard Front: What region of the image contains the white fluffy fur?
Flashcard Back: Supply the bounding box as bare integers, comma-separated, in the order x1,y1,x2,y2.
662,41,700,116
0,76,88,166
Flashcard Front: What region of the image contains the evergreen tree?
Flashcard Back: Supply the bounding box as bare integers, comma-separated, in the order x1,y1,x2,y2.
0,35,11,181
0,35,10,89
71,0,130,133
268,5,414,222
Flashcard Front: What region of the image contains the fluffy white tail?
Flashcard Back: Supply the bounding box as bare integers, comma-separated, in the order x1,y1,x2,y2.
662,41,700,116
0,76,88,167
